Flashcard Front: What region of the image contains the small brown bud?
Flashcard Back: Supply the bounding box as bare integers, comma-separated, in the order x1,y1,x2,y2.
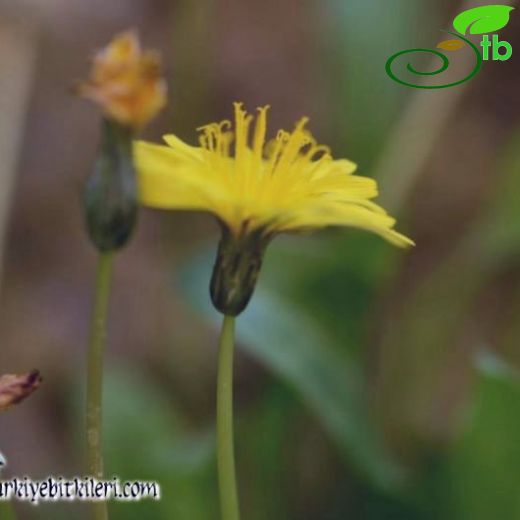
0,370,42,412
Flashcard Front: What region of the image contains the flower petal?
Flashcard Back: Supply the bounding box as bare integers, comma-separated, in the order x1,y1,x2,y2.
134,104,413,246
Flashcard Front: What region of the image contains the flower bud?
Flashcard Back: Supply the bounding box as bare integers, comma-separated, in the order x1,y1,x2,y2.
210,225,271,316
84,119,137,251
0,370,42,412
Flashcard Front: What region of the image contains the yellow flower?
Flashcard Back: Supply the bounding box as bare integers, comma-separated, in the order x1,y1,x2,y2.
78,31,167,129
135,103,413,315
135,103,413,247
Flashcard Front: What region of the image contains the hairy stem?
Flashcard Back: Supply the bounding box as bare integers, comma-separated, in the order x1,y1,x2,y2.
86,252,114,520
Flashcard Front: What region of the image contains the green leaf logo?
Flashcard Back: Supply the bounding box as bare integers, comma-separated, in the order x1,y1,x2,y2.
453,5,514,35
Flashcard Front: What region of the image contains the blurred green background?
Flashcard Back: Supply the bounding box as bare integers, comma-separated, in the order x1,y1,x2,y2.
0,0,519,518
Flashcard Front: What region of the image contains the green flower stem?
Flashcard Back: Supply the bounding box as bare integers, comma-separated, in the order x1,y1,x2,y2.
0,500,18,519
86,252,114,520
216,315,240,520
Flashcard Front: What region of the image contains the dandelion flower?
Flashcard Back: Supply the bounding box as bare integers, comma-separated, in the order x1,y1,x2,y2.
135,103,413,315
135,103,414,520
137,103,411,242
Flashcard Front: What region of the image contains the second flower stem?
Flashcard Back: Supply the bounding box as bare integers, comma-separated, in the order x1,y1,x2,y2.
86,251,114,520
217,315,240,520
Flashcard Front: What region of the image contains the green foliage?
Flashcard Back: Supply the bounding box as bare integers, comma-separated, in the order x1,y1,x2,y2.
371,128,520,458
323,0,434,166
180,246,404,492
394,353,520,520
0,502,18,520
445,353,520,519
469,131,520,266
237,384,294,520
103,366,217,520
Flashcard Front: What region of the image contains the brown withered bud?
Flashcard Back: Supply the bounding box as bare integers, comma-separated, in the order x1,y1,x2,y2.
0,370,42,412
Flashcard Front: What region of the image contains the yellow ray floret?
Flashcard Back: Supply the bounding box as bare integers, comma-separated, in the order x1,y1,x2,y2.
135,103,413,247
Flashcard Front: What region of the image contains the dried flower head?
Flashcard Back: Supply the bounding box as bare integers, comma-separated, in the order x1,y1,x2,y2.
78,31,167,129
0,370,42,412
